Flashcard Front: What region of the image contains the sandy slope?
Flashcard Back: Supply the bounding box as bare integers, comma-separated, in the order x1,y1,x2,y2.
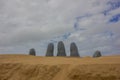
0,54,120,80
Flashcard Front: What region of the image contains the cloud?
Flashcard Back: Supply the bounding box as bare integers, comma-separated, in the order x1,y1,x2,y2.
0,0,120,56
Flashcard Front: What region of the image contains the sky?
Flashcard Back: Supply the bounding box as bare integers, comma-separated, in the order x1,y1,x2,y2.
0,0,120,56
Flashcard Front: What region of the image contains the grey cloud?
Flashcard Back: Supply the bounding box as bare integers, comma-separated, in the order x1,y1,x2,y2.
0,0,120,56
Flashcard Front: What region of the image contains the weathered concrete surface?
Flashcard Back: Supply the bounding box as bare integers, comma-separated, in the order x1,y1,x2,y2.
29,48,36,56
57,41,66,56
70,42,80,57
93,50,102,58
46,43,54,56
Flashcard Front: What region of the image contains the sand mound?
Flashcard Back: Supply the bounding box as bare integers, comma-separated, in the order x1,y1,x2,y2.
0,54,120,80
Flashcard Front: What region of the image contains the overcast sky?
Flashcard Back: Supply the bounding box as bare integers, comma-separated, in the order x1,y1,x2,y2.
0,0,120,56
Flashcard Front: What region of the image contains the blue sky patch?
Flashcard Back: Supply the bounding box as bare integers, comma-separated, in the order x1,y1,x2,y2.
62,33,71,40
74,14,91,31
103,1,120,16
109,14,120,23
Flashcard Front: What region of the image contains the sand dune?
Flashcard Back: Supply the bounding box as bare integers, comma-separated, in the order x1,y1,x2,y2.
0,54,120,80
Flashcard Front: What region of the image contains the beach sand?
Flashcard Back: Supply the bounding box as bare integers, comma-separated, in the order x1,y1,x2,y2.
0,54,120,80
